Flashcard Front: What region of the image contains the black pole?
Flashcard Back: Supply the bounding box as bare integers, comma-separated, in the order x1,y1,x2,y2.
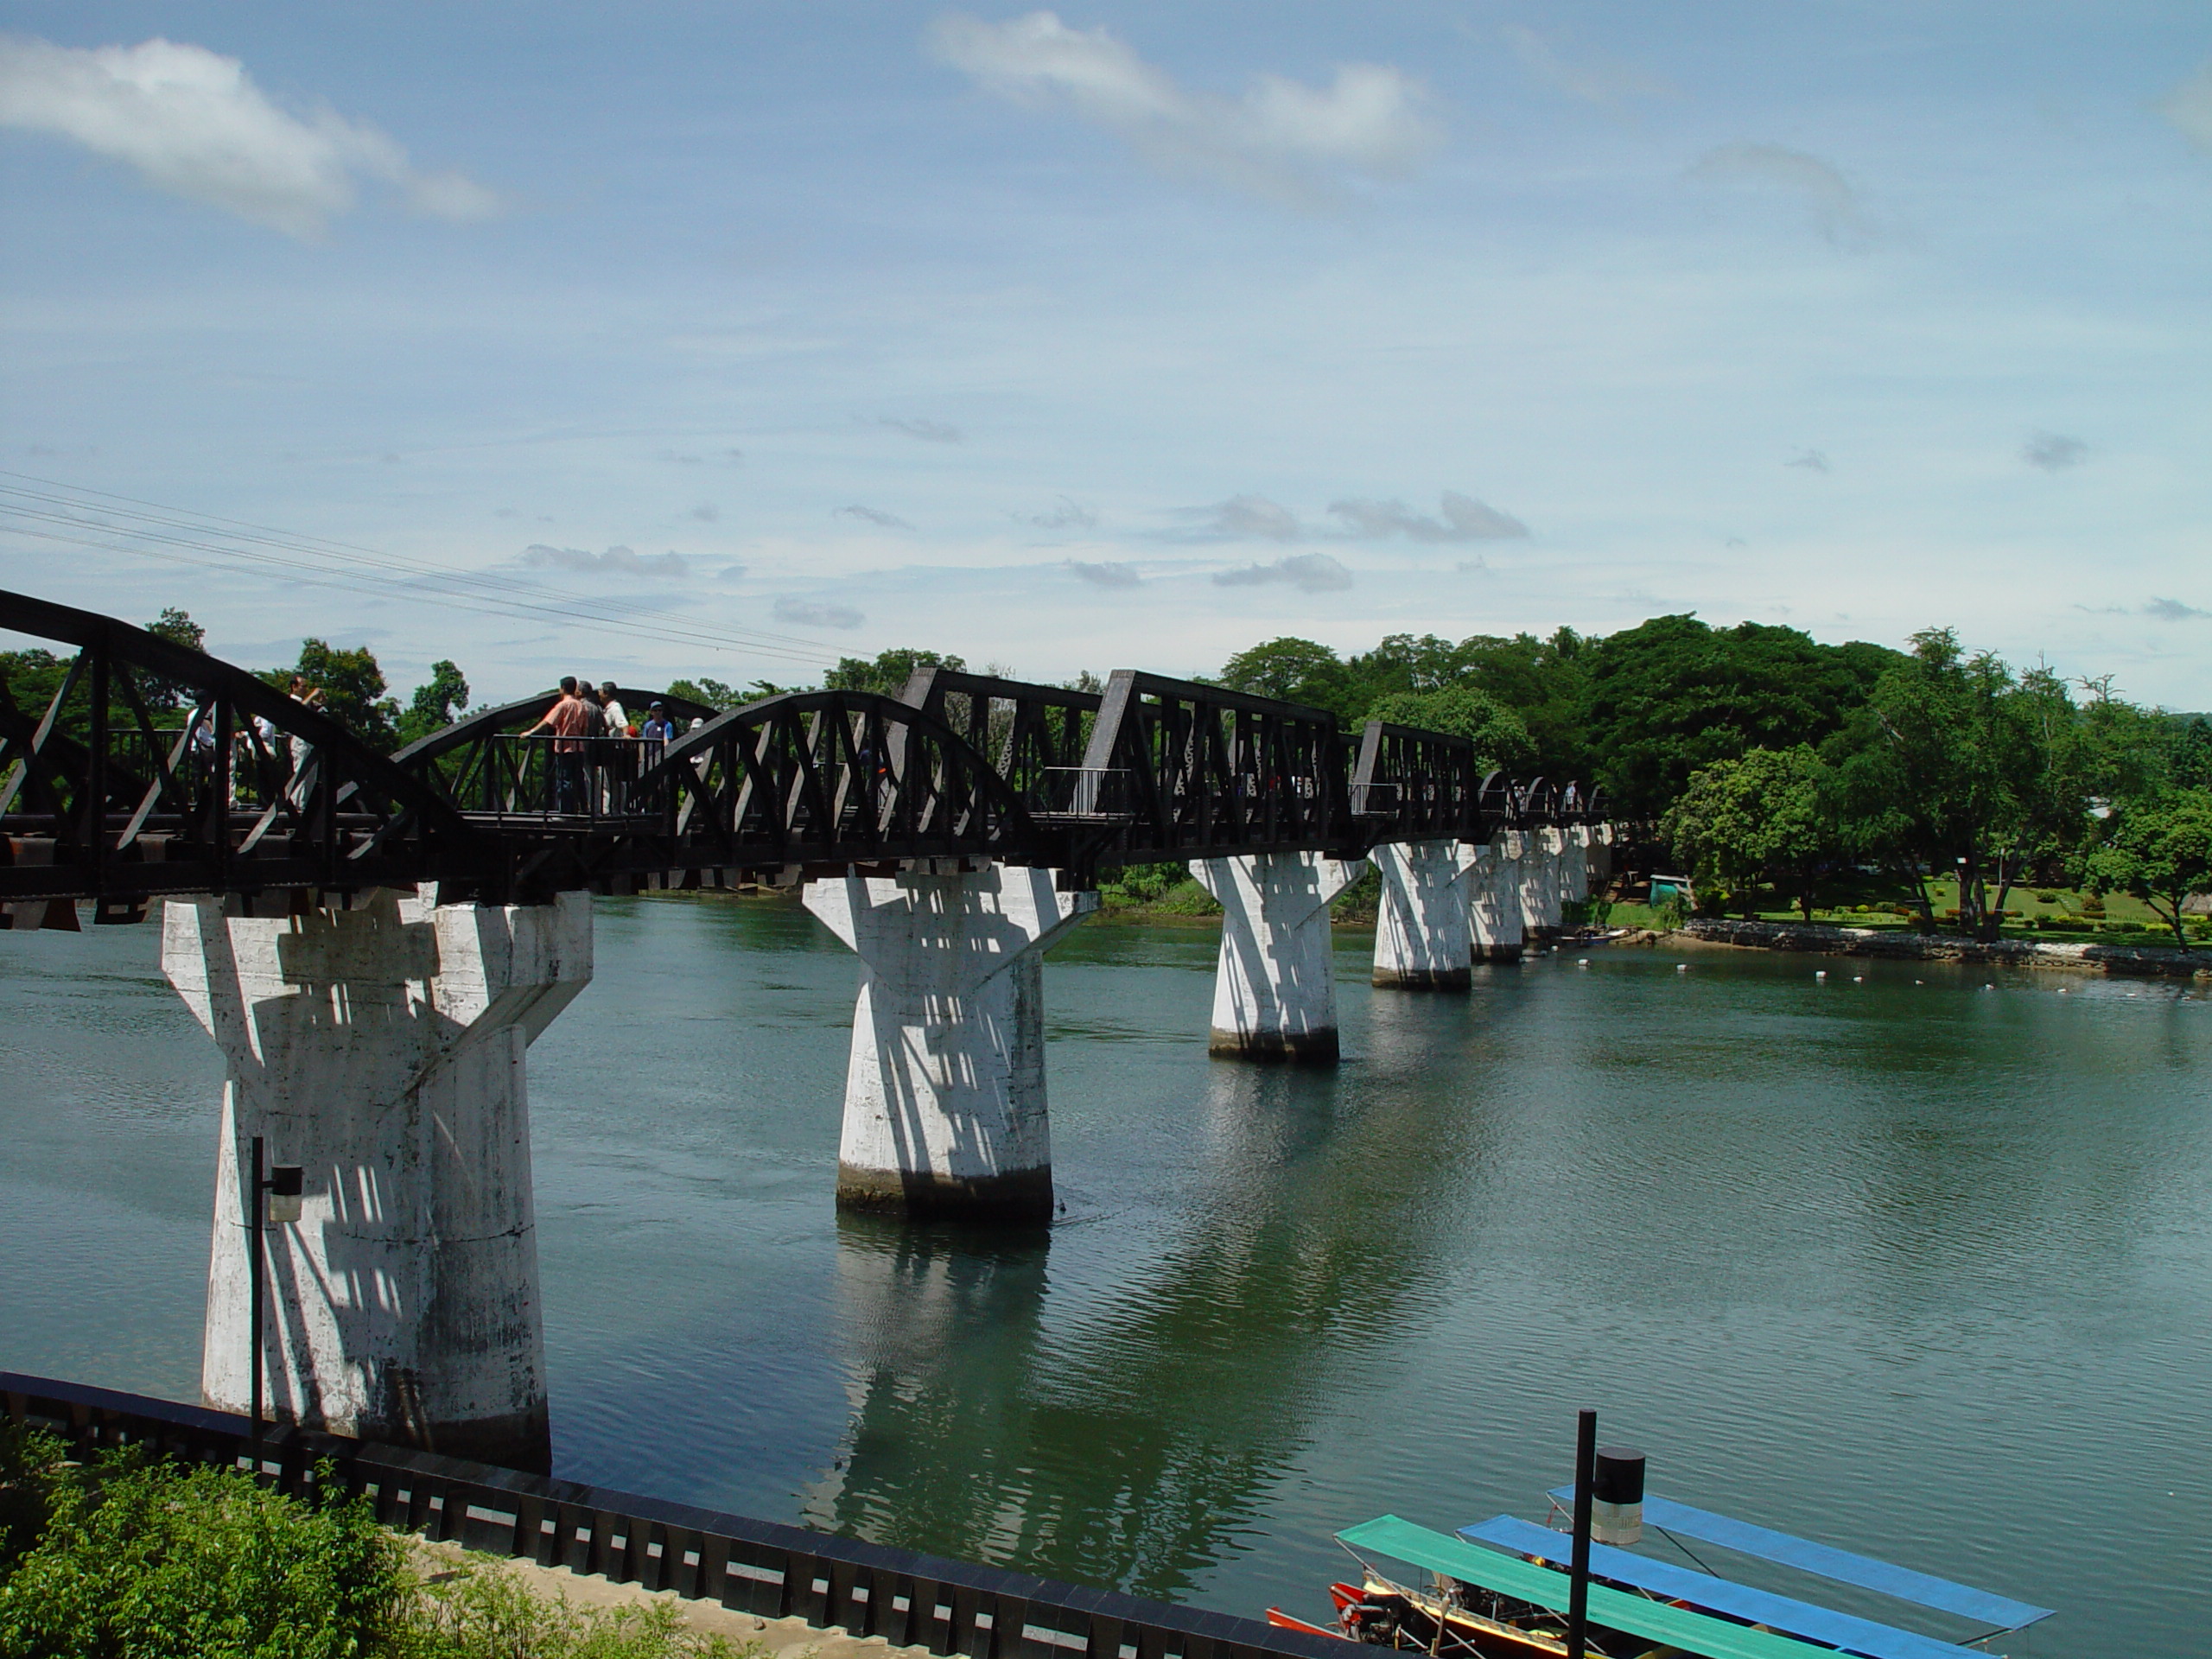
1567,1407,1597,1659
248,1132,264,1471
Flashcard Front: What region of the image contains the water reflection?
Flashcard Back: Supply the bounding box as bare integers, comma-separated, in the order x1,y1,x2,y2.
804,1026,1523,1600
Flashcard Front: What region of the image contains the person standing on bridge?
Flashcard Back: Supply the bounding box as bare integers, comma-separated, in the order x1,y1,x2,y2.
520,676,591,814
283,674,324,808
599,682,629,736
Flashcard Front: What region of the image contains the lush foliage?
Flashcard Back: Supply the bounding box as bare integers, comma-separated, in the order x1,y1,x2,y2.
1365,687,1531,770
397,661,471,748
2077,789,2212,949
0,1443,757,1659
1660,746,1831,920
823,647,966,698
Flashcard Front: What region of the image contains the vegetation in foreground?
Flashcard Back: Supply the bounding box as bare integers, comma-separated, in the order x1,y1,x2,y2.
0,1426,754,1659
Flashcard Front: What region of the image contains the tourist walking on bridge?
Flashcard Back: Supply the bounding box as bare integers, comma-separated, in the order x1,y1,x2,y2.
521,676,591,815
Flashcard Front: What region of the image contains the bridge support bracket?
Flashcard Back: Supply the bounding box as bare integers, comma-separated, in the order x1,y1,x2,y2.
163,886,591,1472
805,865,1096,1225
1189,851,1367,1064
1371,839,1477,989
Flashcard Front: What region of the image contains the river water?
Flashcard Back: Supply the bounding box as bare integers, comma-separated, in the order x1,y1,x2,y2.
3,895,2208,1655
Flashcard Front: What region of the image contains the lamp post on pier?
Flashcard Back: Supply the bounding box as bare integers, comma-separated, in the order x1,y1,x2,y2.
245,1135,302,1471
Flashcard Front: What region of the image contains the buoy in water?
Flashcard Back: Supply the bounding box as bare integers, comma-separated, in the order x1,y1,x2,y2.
1815,970,1827,981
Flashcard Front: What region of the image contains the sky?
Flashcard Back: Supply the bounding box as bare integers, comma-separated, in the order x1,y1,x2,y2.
3,3,2209,707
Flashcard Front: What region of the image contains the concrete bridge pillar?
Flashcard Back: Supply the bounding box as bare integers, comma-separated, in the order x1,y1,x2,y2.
163,887,590,1472
1562,824,1592,906
1189,851,1367,1063
1587,823,1616,893
1370,839,1475,990
1520,827,1566,937
1471,831,1526,962
804,864,1096,1224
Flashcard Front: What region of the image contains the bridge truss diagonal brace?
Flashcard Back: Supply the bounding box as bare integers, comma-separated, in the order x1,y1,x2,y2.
162,887,593,1473
1371,839,1478,990
1467,831,1529,963
804,865,1097,1225
1189,852,1366,1065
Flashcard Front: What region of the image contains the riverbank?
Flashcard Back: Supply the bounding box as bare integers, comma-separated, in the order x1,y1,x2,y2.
1675,916,2212,979
411,1536,929,1659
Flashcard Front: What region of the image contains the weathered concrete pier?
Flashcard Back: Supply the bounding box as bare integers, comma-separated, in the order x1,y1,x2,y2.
1192,851,1369,1062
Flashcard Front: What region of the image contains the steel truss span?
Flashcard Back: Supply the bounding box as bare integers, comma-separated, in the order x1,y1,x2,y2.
2,588,1597,913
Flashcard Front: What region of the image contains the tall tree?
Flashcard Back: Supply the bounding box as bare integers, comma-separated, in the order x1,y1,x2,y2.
1584,615,1896,814
2077,789,2212,949
396,660,470,747
823,647,967,699
1365,686,1532,770
1217,637,1358,721
1661,745,1834,920
272,639,400,752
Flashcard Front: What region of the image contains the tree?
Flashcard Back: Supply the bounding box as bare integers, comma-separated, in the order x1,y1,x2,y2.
1584,615,1897,815
1660,745,1834,920
395,660,469,747
138,607,208,711
1827,629,2047,938
1365,686,1533,770
2077,789,2212,949
823,648,966,699
267,640,400,752
1217,637,1358,721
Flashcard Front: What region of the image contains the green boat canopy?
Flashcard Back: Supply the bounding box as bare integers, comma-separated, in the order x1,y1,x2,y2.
1334,1516,1852,1659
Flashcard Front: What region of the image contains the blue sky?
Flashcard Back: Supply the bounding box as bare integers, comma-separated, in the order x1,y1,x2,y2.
3,3,2209,706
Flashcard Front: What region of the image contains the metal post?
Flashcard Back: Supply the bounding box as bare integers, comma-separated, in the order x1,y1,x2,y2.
247,1132,264,1471
1567,1407,1596,1659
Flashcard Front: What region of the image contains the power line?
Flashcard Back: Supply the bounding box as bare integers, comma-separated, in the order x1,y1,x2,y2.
0,471,845,675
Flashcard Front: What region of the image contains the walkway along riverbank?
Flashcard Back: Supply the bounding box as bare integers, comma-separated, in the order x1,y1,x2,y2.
1674,916,2212,979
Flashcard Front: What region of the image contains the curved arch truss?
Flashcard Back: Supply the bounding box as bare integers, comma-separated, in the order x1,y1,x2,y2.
3,588,1600,914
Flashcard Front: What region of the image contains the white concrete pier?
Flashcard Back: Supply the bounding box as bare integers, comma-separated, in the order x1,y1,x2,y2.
1189,851,1367,1062
165,887,590,1471
1470,831,1527,963
1370,839,1475,989
1562,824,1592,906
804,864,1096,1224
1520,827,1567,937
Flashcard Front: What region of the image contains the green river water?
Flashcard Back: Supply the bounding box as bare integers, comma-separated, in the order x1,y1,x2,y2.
3,895,2208,1656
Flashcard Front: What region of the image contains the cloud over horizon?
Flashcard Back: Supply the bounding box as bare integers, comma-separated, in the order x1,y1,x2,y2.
0,34,502,237
1688,141,1868,244
836,504,914,530
876,416,961,443
773,595,865,629
1212,551,1353,592
1328,491,1529,542
931,10,1438,203
1065,558,1141,588
2023,429,2088,471
522,543,688,578
2160,60,2212,152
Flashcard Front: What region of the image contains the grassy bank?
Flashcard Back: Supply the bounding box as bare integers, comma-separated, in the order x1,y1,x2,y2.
1093,861,1383,926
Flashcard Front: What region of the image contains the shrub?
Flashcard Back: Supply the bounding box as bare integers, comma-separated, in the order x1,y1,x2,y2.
2033,890,2061,904
0,1451,403,1659
398,1557,753,1657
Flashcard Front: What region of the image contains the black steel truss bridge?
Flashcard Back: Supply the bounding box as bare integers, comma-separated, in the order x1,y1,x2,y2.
0,589,1601,918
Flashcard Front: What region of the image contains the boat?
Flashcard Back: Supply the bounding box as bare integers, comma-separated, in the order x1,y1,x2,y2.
1276,1501,2055,1659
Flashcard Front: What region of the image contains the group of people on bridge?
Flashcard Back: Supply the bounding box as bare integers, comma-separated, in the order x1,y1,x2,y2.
518,675,697,816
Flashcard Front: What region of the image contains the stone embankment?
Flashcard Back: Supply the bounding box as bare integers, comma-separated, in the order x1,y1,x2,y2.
1677,917,2211,980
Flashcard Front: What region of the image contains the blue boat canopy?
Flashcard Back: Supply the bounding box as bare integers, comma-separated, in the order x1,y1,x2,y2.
1543,1489,2052,1631
1461,1516,1987,1659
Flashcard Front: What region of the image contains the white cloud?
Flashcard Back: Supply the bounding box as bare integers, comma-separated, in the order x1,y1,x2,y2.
0,34,501,238
1212,551,1352,592
836,504,914,530
521,543,688,577
1687,142,1868,244
1193,493,1301,540
2145,598,2209,621
2021,430,2087,471
931,11,1438,202
1017,495,1097,530
876,416,962,443
1065,558,1140,587
2159,60,2212,152
1500,25,1675,108
774,595,866,629
1327,490,1529,541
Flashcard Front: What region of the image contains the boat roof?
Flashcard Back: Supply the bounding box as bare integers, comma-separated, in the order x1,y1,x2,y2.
1337,1515,1847,1659
1460,1516,1985,1659
1543,1490,2051,1630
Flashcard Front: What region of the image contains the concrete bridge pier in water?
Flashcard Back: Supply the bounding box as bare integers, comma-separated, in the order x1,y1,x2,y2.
1370,839,1478,990
163,887,591,1473
1189,851,1370,1064
1470,830,1527,963
1519,827,1567,938
804,863,1096,1225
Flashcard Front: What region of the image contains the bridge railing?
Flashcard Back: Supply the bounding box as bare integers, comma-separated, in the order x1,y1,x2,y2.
0,1370,1339,1659
441,734,674,824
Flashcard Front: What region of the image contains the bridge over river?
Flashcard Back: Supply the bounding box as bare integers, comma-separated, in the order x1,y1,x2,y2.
2,588,1617,1470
